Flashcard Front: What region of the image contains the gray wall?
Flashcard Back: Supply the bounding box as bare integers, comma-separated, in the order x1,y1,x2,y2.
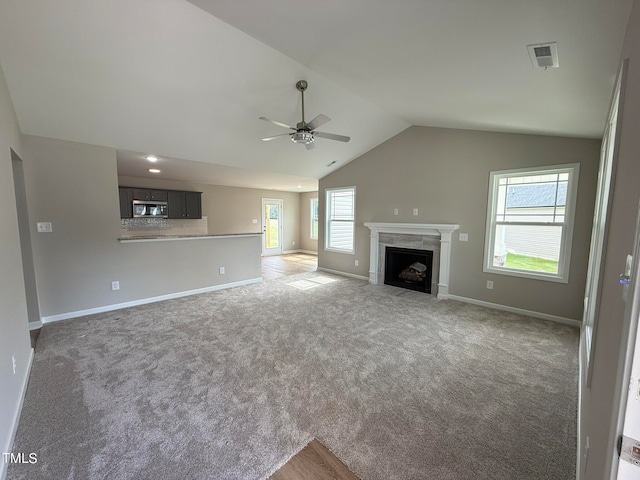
0,64,31,474
118,175,301,252
582,0,640,477
299,191,318,253
318,126,600,320
22,135,261,319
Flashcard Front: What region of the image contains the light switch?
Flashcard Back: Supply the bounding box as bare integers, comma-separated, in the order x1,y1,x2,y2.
252,219,258,224
37,222,52,233
459,233,469,242
393,208,399,216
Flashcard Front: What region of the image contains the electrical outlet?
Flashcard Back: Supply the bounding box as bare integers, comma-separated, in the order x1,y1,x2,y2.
486,280,494,289
219,266,225,275
111,281,120,291
412,208,418,216
37,222,52,233
292,241,296,246
393,208,399,215
12,355,16,375
355,260,359,267
459,233,469,242
252,219,258,224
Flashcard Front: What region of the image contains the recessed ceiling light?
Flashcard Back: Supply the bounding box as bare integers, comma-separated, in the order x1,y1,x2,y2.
148,168,161,173
297,185,302,189
146,155,158,162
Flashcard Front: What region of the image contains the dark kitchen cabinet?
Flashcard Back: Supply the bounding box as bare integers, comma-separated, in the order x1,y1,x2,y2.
167,191,202,219
185,192,202,219
132,189,168,201
119,187,133,218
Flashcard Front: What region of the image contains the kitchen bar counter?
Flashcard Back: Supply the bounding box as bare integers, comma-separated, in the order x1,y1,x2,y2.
118,233,262,243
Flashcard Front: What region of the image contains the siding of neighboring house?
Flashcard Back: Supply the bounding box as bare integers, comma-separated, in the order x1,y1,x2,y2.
495,206,566,261
500,224,562,260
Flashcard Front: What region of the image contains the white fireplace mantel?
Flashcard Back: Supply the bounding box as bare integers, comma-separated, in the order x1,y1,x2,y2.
364,222,460,299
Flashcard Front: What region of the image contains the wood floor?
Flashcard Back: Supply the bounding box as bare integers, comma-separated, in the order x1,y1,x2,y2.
269,440,360,480
262,253,318,280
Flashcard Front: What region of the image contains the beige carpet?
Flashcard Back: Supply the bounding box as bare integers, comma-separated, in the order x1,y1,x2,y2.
9,272,578,479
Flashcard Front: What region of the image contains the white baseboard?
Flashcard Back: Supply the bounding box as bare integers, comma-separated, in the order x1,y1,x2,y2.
41,278,263,324
576,333,584,480
1,348,34,480
447,294,580,327
317,267,369,281
280,249,318,255
28,321,42,331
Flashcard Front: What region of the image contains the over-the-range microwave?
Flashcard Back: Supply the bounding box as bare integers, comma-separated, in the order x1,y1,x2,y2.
132,200,168,218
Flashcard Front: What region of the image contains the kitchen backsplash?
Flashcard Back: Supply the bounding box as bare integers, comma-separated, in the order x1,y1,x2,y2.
120,216,208,237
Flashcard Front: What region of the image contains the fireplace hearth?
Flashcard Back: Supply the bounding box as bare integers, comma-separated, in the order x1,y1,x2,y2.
384,246,433,294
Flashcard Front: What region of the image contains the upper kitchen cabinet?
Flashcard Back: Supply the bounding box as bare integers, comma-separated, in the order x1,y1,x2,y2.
132,188,168,201
168,191,202,219
119,187,133,218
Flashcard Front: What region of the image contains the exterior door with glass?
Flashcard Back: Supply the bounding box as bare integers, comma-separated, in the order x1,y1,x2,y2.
262,198,283,256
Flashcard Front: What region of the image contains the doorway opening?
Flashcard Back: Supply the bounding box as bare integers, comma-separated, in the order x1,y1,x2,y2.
11,149,41,330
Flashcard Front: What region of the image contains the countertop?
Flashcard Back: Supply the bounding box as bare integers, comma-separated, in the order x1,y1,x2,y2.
118,233,262,243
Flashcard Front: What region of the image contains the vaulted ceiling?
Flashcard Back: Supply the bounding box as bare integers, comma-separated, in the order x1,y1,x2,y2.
0,0,633,191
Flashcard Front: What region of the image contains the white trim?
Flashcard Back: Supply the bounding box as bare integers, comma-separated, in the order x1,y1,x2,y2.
41,278,262,324
317,267,369,281
276,249,318,255
483,163,580,284
577,337,584,480
28,320,42,330
363,222,460,298
448,294,580,327
262,198,284,256
325,186,356,254
119,233,261,243
1,348,34,480
310,197,319,240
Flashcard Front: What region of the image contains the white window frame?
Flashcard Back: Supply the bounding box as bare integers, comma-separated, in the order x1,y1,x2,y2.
483,163,580,283
310,197,318,240
325,186,356,254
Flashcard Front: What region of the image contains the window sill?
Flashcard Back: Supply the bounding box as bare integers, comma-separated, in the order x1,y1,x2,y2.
324,247,354,255
483,266,568,284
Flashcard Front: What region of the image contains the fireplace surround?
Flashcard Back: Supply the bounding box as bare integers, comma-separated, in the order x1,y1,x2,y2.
364,222,460,298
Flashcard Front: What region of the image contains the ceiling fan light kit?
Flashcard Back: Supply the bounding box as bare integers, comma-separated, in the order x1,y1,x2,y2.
260,80,350,149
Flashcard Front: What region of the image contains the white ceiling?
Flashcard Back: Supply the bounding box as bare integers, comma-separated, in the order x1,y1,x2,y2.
0,0,633,191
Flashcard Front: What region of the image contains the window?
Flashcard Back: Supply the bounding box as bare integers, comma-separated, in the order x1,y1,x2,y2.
484,164,579,283
310,198,319,240
325,187,355,253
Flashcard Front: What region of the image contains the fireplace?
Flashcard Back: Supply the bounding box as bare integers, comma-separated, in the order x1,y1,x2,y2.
364,222,460,299
384,247,433,293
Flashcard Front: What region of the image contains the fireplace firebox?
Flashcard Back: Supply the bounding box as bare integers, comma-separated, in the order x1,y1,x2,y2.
384,246,433,294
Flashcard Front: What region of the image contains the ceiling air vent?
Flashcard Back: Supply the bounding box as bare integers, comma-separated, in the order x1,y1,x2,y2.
527,42,559,69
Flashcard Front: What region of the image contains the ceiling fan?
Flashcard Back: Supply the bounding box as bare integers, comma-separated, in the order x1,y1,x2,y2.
259,80,350,150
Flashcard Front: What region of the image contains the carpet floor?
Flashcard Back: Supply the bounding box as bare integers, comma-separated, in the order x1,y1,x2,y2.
9,272,579,480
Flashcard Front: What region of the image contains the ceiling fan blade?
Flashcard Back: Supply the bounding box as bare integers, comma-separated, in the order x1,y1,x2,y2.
261,133,292,141
306,114,331,131
259,117,296,130
305,141,316,151
313,131,351,143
